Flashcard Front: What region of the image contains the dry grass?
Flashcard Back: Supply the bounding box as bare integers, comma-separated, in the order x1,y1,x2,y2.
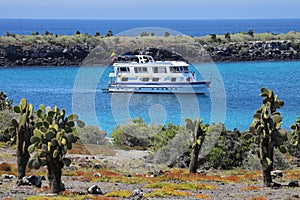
240,185,261,191
1,32,300,48
68,143,92,155
147,188,191,198
68,143,116,156
105,189,132,198
1,142,298,199
194,194,211,199
283,169,300,180
249,197,267,200
145,181,217,190
0,162,17,176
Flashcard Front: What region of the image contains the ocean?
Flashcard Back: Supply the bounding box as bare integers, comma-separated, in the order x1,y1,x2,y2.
0,19,299,135
0,61,299,134
1,18,300,36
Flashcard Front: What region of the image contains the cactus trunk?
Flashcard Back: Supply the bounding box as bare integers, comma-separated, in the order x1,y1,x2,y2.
260,136,274,187
47,156,64,193
185,118,207,173
189,143,201,173
16,128,30,180
262,164,272,187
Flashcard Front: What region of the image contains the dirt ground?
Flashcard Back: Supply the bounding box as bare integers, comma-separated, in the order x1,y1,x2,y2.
1,144,300,200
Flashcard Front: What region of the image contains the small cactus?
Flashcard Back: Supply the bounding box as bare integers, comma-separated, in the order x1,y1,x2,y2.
185,118,208,173
27,105,84,193
290,117,300,146
290,117,300,162
248,88,287,187
0,91,12,111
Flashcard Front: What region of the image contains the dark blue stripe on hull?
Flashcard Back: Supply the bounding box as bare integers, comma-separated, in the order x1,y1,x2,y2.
112,81,209,86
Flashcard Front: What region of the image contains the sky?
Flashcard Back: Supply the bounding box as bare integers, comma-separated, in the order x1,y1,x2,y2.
0,0,300,19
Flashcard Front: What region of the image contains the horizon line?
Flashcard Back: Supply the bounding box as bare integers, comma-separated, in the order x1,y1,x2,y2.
1,17,300,21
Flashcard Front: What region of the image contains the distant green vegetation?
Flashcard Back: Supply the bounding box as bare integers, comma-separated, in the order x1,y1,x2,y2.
1,31,300,47
0,33,103,46
196,31,300,43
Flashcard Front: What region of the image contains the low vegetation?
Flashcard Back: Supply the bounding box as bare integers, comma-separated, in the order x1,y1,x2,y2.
0,30,114,46
110,87,299,182
1,31,300,47
76,125,107,145
195,31,300,43
0,87,300,199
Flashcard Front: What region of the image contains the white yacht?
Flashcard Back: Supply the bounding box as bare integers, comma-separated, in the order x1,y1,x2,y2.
102,55,210,94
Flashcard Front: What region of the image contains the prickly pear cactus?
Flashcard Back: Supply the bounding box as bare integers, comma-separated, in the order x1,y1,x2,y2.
0,91,12,111
9,98,35,180
246,87,287,187
290,117,300,163
185,118,208,173
290,117,300,146
27,104,85,193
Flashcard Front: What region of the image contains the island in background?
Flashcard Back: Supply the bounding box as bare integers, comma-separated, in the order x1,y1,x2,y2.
0,31,300,66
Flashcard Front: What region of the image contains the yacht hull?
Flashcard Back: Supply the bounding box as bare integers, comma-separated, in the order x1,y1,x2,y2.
102,81,209,94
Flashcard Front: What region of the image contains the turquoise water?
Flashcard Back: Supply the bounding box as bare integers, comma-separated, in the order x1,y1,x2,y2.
0,61,299,134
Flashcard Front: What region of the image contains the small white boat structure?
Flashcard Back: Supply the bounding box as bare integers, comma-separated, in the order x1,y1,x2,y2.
102,55,210,94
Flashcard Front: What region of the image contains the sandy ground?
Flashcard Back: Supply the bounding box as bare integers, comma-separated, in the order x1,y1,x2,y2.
1,145,300,200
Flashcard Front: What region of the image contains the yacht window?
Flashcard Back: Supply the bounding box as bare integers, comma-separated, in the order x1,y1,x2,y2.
152,78,159,82
170,67,180,73
120,67,129,72
134,67,148,73
121,77,128,81
142,78,149,82
181,67,189,73
153,67,166,73
171,78,176,82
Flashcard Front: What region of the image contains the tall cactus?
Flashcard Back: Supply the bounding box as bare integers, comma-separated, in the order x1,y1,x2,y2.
185,118,208,173
246,87,287,187
27,105,85,193
8,98,35,180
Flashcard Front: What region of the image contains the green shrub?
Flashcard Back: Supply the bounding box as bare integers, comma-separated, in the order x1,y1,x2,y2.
150,129,190,168
206,127,250,170
150,123,181,152
111,118,162,150
0,110,16,142
0,91,14,142
111,118,185,151
77,125,106,144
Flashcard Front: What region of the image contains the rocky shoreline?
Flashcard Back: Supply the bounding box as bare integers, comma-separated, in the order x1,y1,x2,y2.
204,40,300,62
0,44,92,66
0,39,300,66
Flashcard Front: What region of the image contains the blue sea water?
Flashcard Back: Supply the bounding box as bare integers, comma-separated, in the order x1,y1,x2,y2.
0,19,299,135
0,61,299,134
1,18,300,36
